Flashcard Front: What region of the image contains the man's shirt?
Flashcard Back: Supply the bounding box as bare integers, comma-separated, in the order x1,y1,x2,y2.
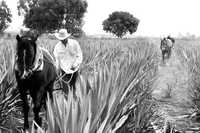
53,39,83,74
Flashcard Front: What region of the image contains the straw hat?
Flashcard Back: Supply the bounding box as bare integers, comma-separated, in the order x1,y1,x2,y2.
55,29,71,40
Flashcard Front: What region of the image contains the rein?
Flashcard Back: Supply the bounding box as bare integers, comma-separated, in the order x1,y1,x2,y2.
56,72,74,84
53,72,74,92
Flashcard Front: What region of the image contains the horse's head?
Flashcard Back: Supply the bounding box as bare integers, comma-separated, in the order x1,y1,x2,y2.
16,34,38,79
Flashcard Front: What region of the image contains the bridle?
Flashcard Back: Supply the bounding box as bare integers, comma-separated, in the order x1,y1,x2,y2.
15,55,35,79
15,45,39,79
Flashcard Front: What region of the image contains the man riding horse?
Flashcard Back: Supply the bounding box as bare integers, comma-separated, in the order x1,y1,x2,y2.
160,36,175,62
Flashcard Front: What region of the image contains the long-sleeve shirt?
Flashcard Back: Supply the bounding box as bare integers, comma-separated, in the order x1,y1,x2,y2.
53,39,83,74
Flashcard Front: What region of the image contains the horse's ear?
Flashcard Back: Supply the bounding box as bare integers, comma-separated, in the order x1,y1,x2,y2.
16,34,21,42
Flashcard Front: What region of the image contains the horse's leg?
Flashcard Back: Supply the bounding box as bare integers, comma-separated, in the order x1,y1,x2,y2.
47,81,54,102
32,89,44,128
166,48,169,59
162,51,165,63
33,106,42,128
72,72,78,91
169,48,172,58
69,71,78,98
166,50,169,59
19,89,29,131
43,81,54,110
62,71,70,94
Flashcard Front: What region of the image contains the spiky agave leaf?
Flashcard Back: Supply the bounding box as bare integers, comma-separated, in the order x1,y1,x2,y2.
87,43,157,133
0,43,22,132
47,88,92,133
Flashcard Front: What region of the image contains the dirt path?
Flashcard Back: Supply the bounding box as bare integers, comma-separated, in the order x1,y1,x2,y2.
152,50,195,131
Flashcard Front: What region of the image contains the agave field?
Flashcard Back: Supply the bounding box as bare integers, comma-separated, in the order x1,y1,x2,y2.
1,35,200,133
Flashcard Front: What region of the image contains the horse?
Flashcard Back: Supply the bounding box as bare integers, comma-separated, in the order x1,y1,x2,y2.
160,36,175,62
14,34,57,132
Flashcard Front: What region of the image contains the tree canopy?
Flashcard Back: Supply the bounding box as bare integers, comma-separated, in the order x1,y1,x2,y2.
17,0,87,37
102,11,139,38
0,0,12,33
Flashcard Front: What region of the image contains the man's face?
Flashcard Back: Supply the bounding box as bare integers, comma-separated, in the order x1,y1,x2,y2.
61,38,68,45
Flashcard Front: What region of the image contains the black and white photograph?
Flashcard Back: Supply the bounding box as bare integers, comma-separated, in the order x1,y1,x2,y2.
0,0,200,133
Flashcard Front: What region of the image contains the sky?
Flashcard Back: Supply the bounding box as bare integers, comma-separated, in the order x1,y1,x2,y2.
5,0,200,37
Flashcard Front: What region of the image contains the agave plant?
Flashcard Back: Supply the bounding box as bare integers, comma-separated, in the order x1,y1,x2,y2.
175,43,200,131
0,43,22,132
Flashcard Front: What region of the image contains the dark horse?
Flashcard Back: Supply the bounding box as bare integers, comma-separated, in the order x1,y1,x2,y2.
160,36,175,62
14,34,57,132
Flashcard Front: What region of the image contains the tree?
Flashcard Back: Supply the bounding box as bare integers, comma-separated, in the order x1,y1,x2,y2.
17,0,87,37
0,0,12,33
102,11,139,38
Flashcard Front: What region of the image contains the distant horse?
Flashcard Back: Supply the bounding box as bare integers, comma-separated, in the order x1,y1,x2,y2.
14,34,57,132
160,36,175,62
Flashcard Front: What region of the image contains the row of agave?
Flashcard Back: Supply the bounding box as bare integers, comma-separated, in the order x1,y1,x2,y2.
175,42,200,132
0,42,23,133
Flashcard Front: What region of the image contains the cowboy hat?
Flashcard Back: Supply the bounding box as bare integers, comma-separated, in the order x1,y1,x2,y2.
55,29,71,40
